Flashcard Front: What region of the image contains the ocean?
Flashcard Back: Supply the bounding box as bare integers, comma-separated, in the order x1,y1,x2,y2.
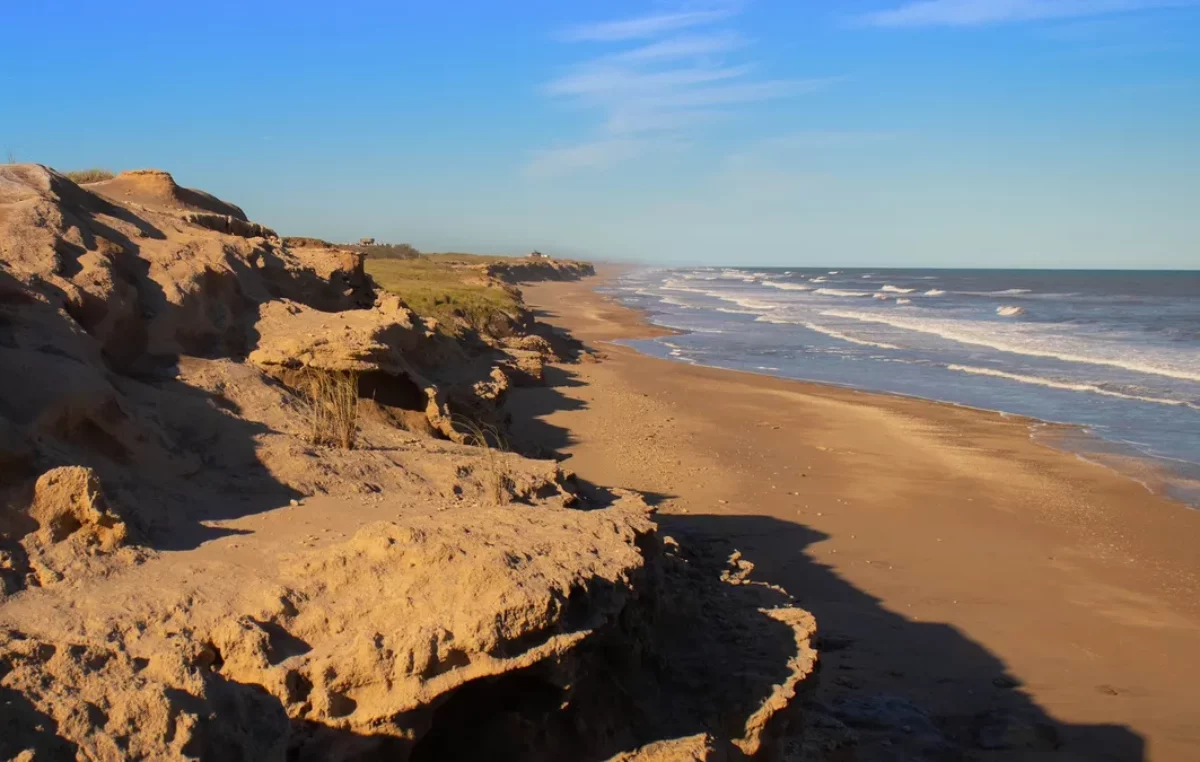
605,268,1200,506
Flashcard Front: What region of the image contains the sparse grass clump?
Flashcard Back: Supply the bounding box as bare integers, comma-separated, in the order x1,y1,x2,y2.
301,369,359,449
365,256,521,333
62,169,116,184
456,417,512,505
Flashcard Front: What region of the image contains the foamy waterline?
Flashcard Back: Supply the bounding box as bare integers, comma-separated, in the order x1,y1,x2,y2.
825,310,1200,383
658,280,781,314
763,280,813,292
947,365,1197,409
814,288,872,297
756,315,901,349
612,266,1200,507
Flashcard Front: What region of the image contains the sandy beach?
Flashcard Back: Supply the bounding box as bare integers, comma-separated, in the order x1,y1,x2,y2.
507,267,1200,761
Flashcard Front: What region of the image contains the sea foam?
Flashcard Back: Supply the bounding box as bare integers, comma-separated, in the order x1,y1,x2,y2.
756,316,901,349
823,310,1200,383
947,365,1196,408
814,288,872,297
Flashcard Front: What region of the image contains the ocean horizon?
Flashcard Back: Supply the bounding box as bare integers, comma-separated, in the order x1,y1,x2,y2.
606,266,1200,506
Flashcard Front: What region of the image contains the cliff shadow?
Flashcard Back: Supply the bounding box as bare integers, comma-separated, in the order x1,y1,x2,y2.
0,684,81,760
658,512,1146,761
0,239,303,555
504,363,591,459
406,538,810,761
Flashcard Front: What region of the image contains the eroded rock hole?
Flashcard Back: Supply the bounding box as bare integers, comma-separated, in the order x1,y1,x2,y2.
357,371,425,411
357,371,440,437
410,671,569,762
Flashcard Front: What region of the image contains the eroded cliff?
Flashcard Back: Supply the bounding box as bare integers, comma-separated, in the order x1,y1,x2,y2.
0,165,817,761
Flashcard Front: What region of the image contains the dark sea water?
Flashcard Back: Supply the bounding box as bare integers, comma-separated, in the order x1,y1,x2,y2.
605,268,1200,506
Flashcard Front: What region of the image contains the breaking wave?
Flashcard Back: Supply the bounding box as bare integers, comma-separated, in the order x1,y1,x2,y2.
762,280,813,291
756,316,901,349
947,365,1197,409
824,310,1200,383
814,288,873,297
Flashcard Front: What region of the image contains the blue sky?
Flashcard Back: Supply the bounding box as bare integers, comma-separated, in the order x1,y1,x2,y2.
3,0,1198,268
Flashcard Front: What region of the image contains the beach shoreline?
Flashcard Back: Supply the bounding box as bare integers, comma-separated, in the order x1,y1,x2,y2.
621,318,1200,511
593,262,1200,509
507,265,1200,760
605,264,1200,510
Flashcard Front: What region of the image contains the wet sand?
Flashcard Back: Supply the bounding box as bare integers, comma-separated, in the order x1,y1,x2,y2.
506,267,1200,761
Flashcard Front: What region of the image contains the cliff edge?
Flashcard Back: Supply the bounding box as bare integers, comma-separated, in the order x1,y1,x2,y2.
0,165,817,761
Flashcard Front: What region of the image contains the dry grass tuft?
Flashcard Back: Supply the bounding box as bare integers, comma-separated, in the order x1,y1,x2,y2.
62,169,116,184
456,417,512,505
302,369,360,449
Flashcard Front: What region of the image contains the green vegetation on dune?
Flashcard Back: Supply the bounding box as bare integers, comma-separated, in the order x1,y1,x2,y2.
365,256,522,334
354,243,421,260
423,252,516,265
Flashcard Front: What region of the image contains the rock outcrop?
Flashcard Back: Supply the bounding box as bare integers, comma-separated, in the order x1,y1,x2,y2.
0,165,818,760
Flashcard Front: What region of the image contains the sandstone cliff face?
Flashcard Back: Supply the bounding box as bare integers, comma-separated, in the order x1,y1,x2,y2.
0,165,817,760
0,163,566,583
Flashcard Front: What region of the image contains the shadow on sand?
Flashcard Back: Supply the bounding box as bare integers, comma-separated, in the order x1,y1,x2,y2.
499,331,1146,761
659,513,1144,760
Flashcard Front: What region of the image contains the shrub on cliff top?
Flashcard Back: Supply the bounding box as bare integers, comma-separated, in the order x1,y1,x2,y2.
358,243,421,260
62,169,116,184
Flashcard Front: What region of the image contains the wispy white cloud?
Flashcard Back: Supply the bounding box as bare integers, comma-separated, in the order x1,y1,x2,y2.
558,9,736,42
651,78,834,108
603,108,724,134
525,138,648,177
858,0,1196,27
530,5,832,176
599,32,749,64
545,63,755,98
